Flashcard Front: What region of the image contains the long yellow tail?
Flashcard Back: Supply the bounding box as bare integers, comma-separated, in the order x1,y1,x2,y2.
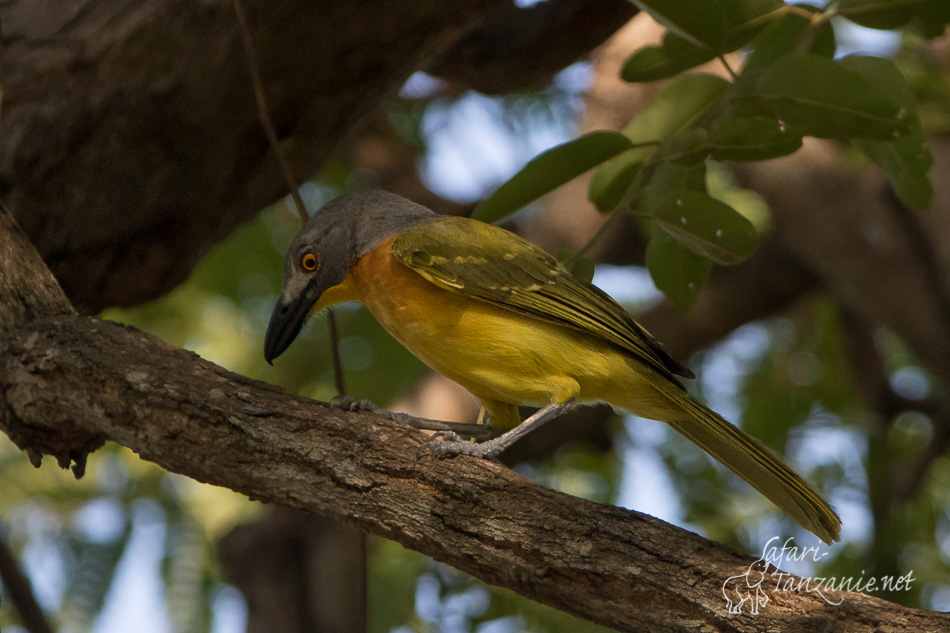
652,382,841,544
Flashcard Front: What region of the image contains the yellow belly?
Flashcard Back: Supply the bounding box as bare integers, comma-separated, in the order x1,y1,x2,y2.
317,237,678,421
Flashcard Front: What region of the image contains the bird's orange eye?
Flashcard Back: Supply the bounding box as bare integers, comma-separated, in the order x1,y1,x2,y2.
300,253,318,272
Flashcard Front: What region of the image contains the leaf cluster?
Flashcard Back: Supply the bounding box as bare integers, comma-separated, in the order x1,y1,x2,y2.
473,0,945,308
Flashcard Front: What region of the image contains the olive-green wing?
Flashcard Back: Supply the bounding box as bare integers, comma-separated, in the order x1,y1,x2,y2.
391,216,693,381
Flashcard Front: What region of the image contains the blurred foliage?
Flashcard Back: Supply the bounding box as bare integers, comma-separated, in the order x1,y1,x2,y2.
3,4,950,632
0,440,256,633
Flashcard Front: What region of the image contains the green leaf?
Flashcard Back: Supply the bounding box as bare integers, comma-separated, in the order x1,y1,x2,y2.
645,162,708,212
859,137,934,208
630,0,783,52
646,229,712,309
556,249,597,283
621,32,717,83
838,0,950,31
839,0,917,29
745,53,915,139
709,114,803,161
623,74,732,144
658,128,712,166
567,256,596,284
588,146,654,212
839,54,922,114
838,54,913,110
719,0,790,49
629,0,729,49
588,74,729,212
472,131,633,224
841,55,934,208
740,7,836,80
618,130,710,211
652,190,759,265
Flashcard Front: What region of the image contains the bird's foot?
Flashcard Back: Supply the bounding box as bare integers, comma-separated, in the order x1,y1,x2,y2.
421,432,502,460
420,401,571,459
331,395,374,412
330,396,416,424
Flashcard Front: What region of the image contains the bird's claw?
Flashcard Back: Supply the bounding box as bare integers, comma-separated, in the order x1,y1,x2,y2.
425,430,462,444
331,395,377,413
420,432,501,460
332,396,414,423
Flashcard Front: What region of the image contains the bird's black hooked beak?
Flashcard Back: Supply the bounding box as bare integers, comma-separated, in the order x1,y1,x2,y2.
264,293,312,365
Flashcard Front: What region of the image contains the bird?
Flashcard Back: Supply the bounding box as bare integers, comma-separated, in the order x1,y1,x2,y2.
264,190,841,544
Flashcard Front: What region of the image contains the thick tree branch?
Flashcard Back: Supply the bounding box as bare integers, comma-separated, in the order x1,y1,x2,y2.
0,0,509,311
3,315,949,633
0,203,74,336
0,0,638,312
1,195,949,633
430,0,638,94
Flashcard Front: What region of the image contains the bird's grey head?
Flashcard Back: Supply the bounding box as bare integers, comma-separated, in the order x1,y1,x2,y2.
263,190,435,363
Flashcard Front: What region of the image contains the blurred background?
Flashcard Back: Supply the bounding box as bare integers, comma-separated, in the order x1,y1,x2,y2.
2,3,950,632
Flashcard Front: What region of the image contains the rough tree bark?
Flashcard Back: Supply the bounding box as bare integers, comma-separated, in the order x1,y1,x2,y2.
2,184,949,633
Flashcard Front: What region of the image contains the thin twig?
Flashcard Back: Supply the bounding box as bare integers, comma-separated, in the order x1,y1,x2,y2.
717,54,738,82
563,158,651,269
231,0,347,399
327,307,346,397
0,530,54,633
562,211,622,269
358,531,367,633
231,0,307,223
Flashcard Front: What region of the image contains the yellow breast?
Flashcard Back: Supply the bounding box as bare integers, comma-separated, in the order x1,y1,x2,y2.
320,237,665,417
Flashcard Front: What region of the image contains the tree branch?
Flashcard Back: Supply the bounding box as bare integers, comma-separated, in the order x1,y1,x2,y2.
1,191,948,633
0,0,635,312
430,0,637,94
0,203,74,336
3,315,949,632
0,530,54,633
1,0,510,312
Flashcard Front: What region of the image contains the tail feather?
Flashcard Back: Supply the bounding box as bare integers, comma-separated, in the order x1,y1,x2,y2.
658,385,841,544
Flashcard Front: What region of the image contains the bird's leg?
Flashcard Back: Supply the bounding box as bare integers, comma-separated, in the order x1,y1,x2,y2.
331,396,498,442
423,400,573,459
